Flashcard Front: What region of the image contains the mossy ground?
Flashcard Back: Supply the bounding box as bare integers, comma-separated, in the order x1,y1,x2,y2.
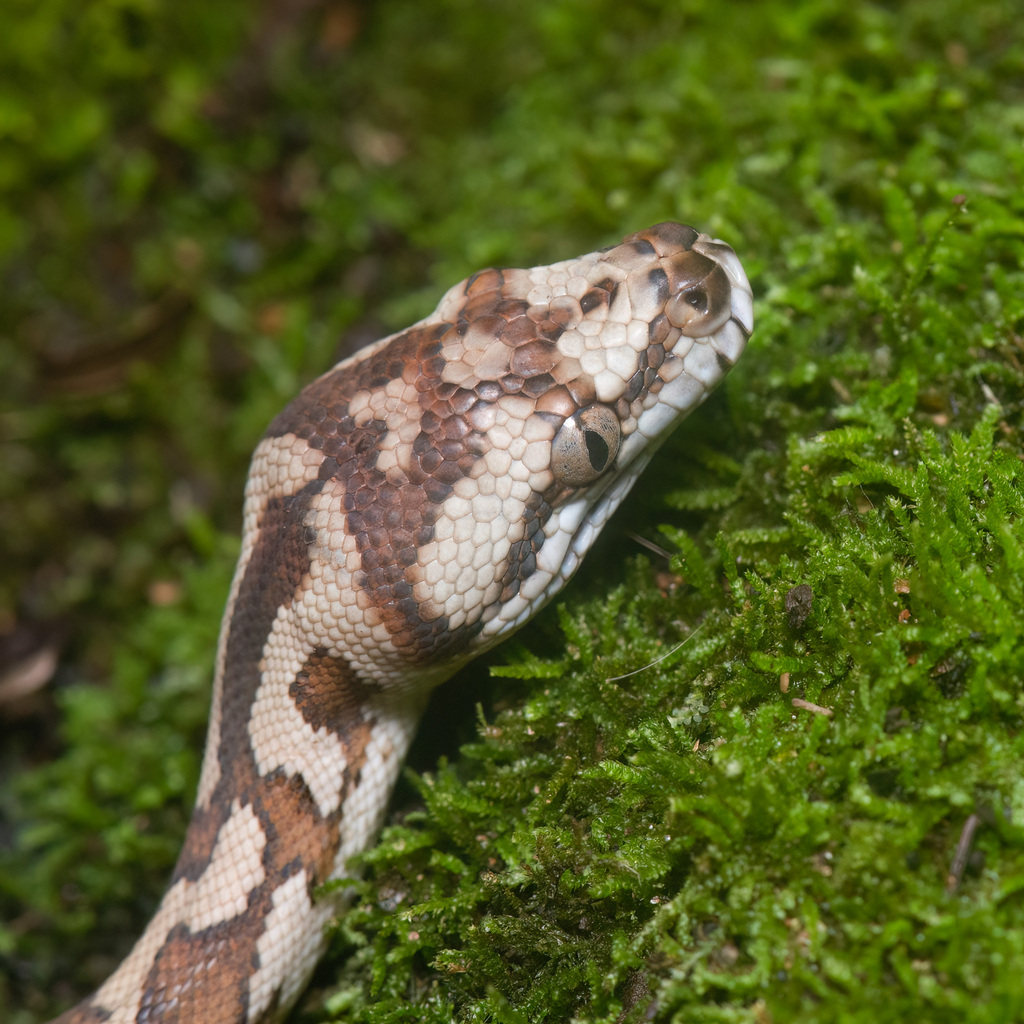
2,1,1024,1021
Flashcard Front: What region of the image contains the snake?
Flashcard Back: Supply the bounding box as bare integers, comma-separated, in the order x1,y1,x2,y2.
50,222,752,1024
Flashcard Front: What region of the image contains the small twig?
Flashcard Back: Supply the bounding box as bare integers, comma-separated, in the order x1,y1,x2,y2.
979,380,1002,411
0,647,58,705
626,532,674,561
605,622,706,683
946,813,981,893
791,697,832,717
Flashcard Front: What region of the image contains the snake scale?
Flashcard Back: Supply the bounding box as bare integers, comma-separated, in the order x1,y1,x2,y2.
51,222,752,1023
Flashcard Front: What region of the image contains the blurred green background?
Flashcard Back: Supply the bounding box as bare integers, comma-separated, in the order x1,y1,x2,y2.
3,1,1024,1021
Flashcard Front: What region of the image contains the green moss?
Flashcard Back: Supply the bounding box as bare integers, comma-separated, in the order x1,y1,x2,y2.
3,0,1024,1021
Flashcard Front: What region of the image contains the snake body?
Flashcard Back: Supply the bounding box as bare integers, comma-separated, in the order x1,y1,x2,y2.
52,223,752,1024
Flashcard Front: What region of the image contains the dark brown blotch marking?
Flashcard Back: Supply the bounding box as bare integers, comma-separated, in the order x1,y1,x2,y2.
266,366,349,440
449,387,478,415
172,323,474,896
461,294,506,323
268,327,488,661
494,297,530,320
139,920,251,1024
622,349,650,404
646,266,670,309
537,319,566,343
579,288,608,314
258,771,350,884
171,801,232,885
623,238,657,259
289,648,383,739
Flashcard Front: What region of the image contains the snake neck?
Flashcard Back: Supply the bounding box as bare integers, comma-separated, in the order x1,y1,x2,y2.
57,618,429,1024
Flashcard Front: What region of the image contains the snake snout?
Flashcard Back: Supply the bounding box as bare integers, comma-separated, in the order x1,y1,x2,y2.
663,250,734,338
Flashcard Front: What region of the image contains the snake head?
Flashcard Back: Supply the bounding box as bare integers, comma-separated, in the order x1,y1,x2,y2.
426,220,754,650
256,223,752,673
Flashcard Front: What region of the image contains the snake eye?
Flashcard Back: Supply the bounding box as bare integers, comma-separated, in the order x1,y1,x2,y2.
551,404,621,487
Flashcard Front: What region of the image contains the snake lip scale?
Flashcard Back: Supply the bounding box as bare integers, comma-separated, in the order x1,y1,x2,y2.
51,222,753,1024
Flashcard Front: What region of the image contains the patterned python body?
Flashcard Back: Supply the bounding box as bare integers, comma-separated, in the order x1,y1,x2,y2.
54,223,752,1024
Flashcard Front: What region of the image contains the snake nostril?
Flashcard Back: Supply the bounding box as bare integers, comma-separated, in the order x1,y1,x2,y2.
685,288,708,314
664,255,732,337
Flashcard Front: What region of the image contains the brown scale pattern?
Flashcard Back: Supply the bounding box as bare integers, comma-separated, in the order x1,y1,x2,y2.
139,919,250,1023
499,489,552,602
169,484,323,884
266,333,477,660
261,272,587,661
288,650,382,741
120,500,370,1021
53,389,408,1022
135,766,354,1024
